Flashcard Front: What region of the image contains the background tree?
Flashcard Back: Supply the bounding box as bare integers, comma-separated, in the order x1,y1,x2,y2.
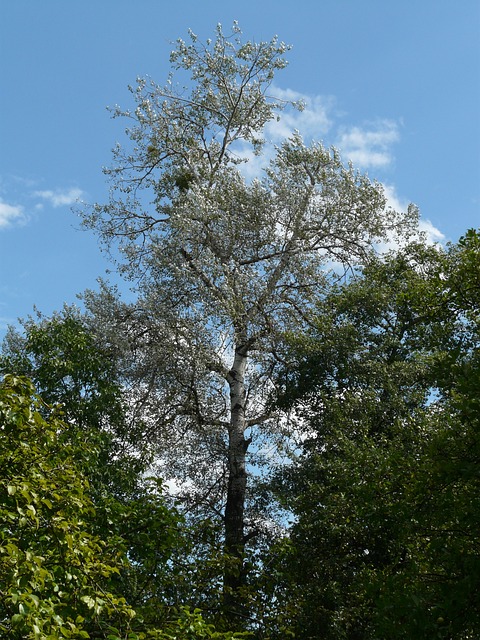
0,311,205,634
78,23,418,622
271,233,480,639
0,306,145,501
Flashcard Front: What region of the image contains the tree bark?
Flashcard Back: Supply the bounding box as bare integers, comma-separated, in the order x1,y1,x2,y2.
223,341,250,620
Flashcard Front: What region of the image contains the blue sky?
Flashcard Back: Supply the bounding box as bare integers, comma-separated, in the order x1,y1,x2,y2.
1,1,479,337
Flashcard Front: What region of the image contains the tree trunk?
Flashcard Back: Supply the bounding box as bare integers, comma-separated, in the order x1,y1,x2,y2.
223,341,250,621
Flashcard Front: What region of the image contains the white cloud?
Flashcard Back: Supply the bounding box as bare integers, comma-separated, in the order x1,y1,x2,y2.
34,187,84,208
234,88,334,180
266,87,334,141
336,120,400,169
382,183,409,213
418,218,446,245
237,90,401,180
0,200,25,228
382,183,445,246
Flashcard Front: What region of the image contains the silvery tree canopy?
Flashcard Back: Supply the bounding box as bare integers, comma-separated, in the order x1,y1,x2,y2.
80,22,419,620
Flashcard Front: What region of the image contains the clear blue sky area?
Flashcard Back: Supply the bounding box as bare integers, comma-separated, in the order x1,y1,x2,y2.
1,1,479,336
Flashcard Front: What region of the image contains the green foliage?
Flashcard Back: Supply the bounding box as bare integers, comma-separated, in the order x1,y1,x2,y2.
277,241,442,444
0,375,137,638
0,310,244,636
0,307,139,499
0,307,123,426
0,375,244,639
137,607,250,639
272,234,480,639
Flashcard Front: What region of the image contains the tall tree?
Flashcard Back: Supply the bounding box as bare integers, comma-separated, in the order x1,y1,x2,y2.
79,23,418,620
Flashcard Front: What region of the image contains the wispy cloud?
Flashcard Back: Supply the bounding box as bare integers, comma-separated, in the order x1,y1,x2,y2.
234,89,334,179
0,199,25,228
238,90,402,180
382,184,445,245
335,120,400,169
382,183,409,213
266,87,334,141
33,187,84,208
418,218,446,245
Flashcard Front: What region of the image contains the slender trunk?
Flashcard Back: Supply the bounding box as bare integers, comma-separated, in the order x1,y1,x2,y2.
223,341,250,621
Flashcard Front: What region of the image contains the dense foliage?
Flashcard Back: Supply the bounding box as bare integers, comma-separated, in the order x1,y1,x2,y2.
0,320,245,639
1,23,478,639
270,233,480,639
0,375,136,638
2,236,479,638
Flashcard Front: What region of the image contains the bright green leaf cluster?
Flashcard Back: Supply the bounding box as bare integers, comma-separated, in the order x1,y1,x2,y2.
0,375,137,639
